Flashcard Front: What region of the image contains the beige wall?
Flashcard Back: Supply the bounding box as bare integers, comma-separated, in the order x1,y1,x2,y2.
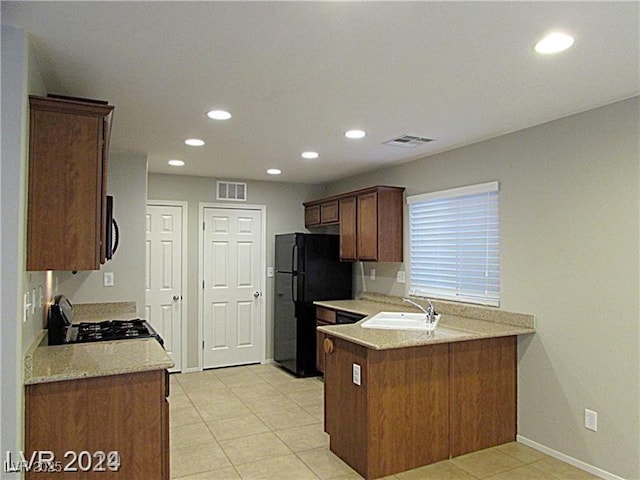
22,35,48,350
325,97,640,479
1,26,48,471
56,152,148,312
147,174,326,369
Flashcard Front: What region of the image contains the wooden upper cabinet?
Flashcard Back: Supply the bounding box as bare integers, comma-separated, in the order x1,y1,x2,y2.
339,197,357,261
345,186,404,262
356,192,378,260
320,200,339,224
305,204,321,227
304,199,340,227
27,95,114,271
305,185,404,262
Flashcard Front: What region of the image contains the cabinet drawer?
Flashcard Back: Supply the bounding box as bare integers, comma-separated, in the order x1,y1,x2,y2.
316,306,336,323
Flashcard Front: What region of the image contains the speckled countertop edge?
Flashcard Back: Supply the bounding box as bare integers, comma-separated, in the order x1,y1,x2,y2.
25,337,173,385
315,294,535,350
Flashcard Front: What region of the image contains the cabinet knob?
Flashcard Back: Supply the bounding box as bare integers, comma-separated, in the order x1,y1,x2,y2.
323,338,334,355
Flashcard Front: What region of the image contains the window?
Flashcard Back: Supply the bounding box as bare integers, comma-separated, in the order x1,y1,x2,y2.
407,181,499,306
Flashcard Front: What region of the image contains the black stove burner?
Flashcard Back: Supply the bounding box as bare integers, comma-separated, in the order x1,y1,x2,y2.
66,319,163,346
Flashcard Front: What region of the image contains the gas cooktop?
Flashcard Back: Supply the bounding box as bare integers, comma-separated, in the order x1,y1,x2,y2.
65,319,164,346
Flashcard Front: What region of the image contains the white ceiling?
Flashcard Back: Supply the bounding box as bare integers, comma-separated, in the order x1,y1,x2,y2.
3,1,639,184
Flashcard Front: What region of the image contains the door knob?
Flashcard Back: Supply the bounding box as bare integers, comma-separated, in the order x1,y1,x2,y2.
173,295,180,301
253,291,262,298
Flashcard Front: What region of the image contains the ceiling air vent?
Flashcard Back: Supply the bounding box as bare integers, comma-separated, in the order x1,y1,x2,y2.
217,181,247,201
383,135,434,149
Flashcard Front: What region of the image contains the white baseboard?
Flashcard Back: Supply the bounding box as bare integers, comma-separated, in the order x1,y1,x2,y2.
516,435,625,480
181,366,201,374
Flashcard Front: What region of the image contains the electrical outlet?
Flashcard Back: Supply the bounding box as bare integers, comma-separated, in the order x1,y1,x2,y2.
23,292,31,322
370,268,376,280
584,408,598,431
103,272,114,287
397,271,406,283
352,363,361,386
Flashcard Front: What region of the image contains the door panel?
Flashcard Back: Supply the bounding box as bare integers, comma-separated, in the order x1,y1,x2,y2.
145,204,183,372
203,207,263,368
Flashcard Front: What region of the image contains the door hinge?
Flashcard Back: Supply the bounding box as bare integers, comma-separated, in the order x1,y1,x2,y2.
202,340,205,350
202,280,205,289
202,221,205,231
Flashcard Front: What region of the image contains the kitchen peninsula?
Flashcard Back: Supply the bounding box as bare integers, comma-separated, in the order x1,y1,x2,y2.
316,294,535,479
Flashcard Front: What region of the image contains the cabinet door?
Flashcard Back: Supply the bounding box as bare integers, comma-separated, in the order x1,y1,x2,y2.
320,200,339,224
27,96,113,271
357,192,378,261
339,197,357,261
25,370,165,479
305,205,321,227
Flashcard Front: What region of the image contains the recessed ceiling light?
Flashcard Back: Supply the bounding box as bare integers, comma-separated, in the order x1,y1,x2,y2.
534,32,575,54
266,168,282,175
207,109,232,120
185,138,205,147
345,129,366,139
301,151,319,159
168,159,185,167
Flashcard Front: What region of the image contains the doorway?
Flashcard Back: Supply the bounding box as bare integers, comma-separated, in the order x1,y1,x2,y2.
145,201,187,372
199,204,266,369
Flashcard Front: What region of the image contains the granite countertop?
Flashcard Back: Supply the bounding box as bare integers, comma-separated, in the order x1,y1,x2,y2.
24,301,173,385
315,293,535,350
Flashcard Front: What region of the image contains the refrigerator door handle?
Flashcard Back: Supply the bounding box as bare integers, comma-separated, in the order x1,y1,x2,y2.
292,275,298,303
291,244,299,274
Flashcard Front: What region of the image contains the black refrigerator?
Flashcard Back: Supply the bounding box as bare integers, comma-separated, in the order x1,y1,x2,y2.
274,233,352,377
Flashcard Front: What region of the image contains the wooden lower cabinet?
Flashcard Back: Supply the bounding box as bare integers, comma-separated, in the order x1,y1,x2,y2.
450,337,517,456
324,336,516,479
316,320,331,373
25,370,169,479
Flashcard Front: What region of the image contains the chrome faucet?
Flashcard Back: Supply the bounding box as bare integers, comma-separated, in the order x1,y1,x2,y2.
403,297,439,327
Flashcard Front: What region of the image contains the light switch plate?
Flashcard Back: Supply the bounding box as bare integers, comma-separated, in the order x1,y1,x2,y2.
585,408,598,431
370,268,376,280
397,271,406,283
267,267,274,278
103,272,114,287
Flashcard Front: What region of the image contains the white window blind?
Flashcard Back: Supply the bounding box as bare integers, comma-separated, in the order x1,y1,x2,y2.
407,181,500,306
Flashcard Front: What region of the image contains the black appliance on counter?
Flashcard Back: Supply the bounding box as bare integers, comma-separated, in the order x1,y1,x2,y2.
274,233,352,377
47,295,163,346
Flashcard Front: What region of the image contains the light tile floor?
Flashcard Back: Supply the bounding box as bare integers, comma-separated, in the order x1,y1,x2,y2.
169,364,598,480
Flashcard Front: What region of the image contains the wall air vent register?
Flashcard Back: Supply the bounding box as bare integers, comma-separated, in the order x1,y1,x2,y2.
383,135,434,148
217,181,247,201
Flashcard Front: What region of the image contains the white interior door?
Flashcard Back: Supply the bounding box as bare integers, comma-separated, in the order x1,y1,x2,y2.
145,203,184,372
202,207,263,368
